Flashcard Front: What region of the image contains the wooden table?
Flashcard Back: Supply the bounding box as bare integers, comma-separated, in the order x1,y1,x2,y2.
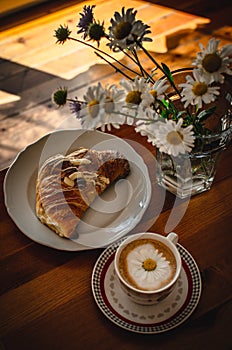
0,125,231,350
1,0,232,347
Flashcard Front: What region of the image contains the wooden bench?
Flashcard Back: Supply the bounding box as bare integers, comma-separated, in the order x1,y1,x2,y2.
0,0,209,84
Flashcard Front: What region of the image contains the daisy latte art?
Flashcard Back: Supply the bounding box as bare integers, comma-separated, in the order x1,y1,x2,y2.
119,239,176,291
114,232,182,305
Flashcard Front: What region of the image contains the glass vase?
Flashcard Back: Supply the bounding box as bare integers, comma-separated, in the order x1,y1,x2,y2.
156,70,232,198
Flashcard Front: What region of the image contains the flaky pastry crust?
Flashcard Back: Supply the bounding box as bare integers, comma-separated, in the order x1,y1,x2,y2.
36,147,130,238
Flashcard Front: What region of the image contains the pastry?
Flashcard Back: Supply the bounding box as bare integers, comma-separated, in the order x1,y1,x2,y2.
36,147,130,238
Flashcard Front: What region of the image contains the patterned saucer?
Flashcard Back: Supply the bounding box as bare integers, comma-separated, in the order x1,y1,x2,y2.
91,239,202,334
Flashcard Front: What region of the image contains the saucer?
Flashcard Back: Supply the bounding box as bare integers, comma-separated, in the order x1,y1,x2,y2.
91,239,202,334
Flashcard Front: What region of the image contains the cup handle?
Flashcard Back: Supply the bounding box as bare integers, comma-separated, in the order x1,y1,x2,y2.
167,232,179,245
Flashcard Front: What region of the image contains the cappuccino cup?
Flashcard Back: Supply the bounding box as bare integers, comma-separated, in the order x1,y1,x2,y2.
114,232,181,305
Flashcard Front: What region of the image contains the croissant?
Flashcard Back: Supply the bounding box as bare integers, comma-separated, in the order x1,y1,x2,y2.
36,147,130,238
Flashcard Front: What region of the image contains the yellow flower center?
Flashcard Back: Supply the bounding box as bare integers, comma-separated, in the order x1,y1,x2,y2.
88,99,99,118
192,82,208,96
202,53,222,73
114,21,132,40
126,90,142,105
166,130,183,145
150,89,157,99
142,258,157,271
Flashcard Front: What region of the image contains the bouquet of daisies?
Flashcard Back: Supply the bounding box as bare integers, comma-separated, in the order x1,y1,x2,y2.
53,5,232,157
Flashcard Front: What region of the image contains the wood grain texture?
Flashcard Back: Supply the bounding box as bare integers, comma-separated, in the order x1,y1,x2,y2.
0,2,232,347
0,134,232,349
0,0,209,79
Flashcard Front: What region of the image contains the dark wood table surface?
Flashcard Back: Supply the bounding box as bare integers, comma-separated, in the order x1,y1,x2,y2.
1,0,232,348
0,125,231,350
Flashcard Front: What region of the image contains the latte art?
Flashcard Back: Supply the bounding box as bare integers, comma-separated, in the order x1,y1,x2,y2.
119,239,177,291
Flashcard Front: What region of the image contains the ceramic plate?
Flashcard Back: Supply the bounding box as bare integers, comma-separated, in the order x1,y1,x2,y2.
4,129,151,251
92,239,202,333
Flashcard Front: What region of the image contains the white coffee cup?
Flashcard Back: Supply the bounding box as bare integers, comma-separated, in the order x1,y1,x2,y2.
114,232,181,305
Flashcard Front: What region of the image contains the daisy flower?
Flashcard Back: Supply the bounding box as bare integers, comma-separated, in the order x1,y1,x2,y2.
77,5,105,45
135,106,160,125
179,69,220,109
125,242,173,290
150,79,169,101
79,83,106,129
143,78,169,108
120,76,151,123
77,5,95,39
193,38,232,83
69,99,83,118
53,5,232,161
107,7,152,52
100,84,126,131
135,108,162,144
135,121,164,147
155,118,195,157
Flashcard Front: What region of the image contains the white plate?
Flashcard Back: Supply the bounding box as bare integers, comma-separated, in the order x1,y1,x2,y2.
4,129,151,251
92,240,202,333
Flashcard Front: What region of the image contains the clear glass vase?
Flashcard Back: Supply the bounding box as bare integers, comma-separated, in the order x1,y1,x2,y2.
156,70,232,199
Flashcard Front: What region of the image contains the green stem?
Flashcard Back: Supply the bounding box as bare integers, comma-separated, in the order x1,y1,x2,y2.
94,51,133,80
121,47,142,67
137,42,194,118
136,40,182,99
136,41,165,74
68,36,140,77
131,48,145,77
111,110,156,122
67,98,86,104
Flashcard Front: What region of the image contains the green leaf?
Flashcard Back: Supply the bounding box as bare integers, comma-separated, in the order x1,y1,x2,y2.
160,98,169,108
197,106,216,122
161,63,174,82
160,108,169,119
176,110,187,118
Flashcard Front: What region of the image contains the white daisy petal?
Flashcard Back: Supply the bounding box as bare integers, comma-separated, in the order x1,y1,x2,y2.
155,118,195,156
125,242,174,290
100,84,126,131
107,7,152,52
179,69,220,109
120,76,152,119
192,38,232,83
221,44,232,58
147,78,169,107
80,83,106,129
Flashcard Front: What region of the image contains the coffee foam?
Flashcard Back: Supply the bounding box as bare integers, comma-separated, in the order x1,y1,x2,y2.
119,239,177,291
